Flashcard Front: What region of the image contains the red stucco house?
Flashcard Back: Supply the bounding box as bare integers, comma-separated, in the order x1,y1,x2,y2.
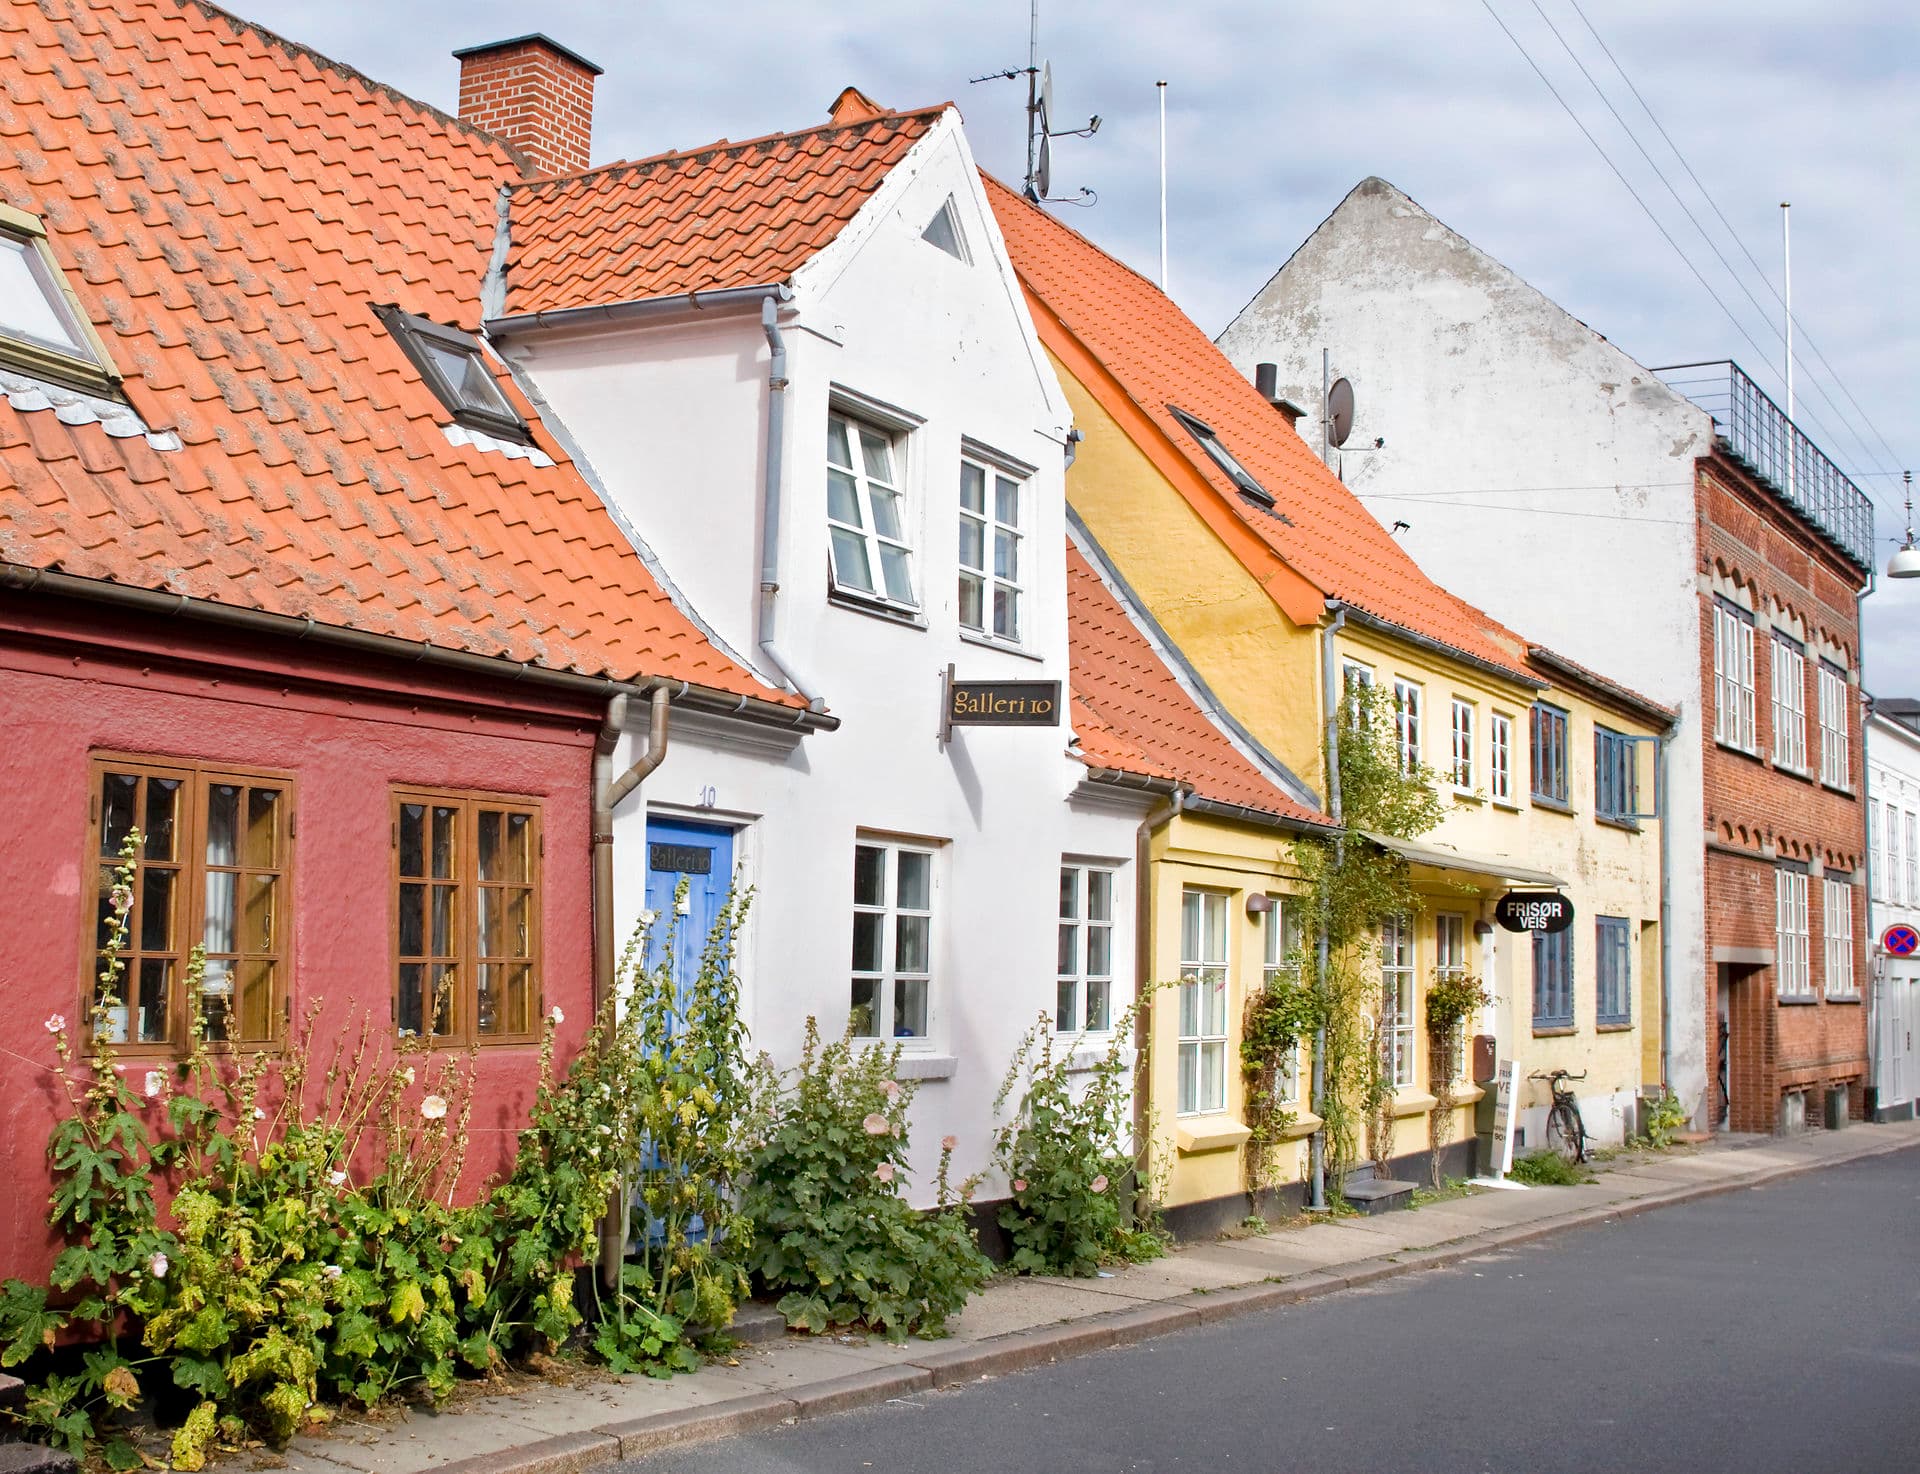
0,0,807,1281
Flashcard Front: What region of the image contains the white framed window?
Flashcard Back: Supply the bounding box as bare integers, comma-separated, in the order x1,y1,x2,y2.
0,202,115,393
1449,700,1475,788
1057,864,1116,1034
1381,917,1416,1089
1770,636,1806,772
1713,600,1756,753
1262,897,1304,1103
1775,869,1811,1000
1178,889,1229,1114
850,840,934,1040
1871,799,1885,900
1890,811,1906,908
1818,661,1850,788
958,456,1023,644
377,306,529,444
1823,879,1855,999
1393,680,1423,775
827,412,917,609
1342,661,1375,692
1435,912,1469,1081
1489,713,1514,803
1906,812,1917,905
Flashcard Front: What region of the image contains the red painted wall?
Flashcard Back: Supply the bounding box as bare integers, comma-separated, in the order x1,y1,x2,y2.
0,595,601,1284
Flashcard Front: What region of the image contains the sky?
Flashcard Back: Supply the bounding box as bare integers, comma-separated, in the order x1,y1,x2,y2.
233,0,1917,681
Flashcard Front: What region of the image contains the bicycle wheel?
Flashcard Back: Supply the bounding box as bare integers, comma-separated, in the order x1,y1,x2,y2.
1545,1101,1587,1164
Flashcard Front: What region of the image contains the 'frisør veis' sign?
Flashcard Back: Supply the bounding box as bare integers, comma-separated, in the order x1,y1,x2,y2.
1494,891,1574,934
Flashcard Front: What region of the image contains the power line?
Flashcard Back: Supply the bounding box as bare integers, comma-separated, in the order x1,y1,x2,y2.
1524,0,1892,482
1564,0,1908,479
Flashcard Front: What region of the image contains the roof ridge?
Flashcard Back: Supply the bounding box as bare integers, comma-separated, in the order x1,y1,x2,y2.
511,102,954,194
980,170,1170,306
178,2,530,170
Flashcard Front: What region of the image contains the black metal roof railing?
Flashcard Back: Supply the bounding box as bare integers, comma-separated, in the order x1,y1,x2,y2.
1654,359,1874,571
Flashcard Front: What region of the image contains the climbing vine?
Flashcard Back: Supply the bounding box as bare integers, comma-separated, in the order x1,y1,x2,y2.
1423,970,1491,1189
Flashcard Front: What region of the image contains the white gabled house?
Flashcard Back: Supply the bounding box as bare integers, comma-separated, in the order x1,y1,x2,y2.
465,59,1152,1200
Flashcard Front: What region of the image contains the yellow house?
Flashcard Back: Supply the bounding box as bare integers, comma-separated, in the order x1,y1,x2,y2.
993,176,1671,1227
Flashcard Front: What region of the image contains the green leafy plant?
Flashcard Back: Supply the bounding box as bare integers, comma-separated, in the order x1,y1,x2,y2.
992,1010,1159,1276
743,1021,989,1340
1638,1088,1687,1150
1507,1149,1589,1187
1239,976,1319,1194
1423,970,1492,1189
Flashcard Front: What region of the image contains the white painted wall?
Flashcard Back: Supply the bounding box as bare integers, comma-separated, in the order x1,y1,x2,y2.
1218,177,1715,1123
504,113,1148,1201
1867,709,1920,1116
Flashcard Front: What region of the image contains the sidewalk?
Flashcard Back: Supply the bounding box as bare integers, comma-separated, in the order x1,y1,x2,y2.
281,1120,1920,1474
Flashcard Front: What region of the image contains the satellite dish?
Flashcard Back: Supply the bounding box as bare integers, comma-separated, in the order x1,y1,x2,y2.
1326,376,1355,449
1038,61,1054,136
1035,131,1052,199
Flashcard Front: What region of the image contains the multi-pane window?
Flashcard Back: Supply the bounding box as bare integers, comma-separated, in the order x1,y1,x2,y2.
1057,864,1115,1033
1891,812,1907,908
1594,727,1639,822
1435,912,1469,1081
0,204,112,391
1489,713,1514,803
850,841,933,1040
1531,702,1569,804
1770,636,1807,772
1774,869,1811,1000
1532,927,1573,1029
1823,880,1855,999
1449,700,1474,788
1870,799,1885,900
393,791,540,1043
1393,680,1423,775
1263,898,1304,1103
88,759,290,1049
826,412,916,609
1381,918,1416,1089
1595,916,1632,1027
1713,600,1756,752
1178,889,1229,1114
1818,662,1850,788
1906,812,1917,904
958,457,1023,643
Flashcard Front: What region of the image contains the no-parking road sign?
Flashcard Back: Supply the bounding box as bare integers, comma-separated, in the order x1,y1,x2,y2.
1881,924,1919,957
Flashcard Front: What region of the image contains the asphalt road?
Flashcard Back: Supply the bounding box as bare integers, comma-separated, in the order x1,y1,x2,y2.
621,1147,1920,1473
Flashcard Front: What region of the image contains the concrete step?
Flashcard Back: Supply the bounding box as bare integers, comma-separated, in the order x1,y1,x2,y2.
0,1374,22,1411
727,1301,789,1346
1342,1178,1417,1215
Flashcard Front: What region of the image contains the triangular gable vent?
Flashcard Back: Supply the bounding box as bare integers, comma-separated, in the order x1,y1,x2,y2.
921,196,970,262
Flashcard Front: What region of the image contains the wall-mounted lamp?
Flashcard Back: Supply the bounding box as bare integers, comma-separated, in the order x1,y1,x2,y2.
1472,920,1494,939
1245,894,1275,917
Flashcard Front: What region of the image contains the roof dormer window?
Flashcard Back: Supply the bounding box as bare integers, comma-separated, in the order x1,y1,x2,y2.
1170,406,1273,508
375,306,530,443
0,202,116,393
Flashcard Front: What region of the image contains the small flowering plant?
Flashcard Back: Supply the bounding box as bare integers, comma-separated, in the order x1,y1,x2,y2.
743,1019,988,1340
993,1007,1161,1277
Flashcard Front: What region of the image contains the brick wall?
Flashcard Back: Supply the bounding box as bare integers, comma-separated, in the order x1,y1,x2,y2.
1696,451,1869,1132
455,37,600,177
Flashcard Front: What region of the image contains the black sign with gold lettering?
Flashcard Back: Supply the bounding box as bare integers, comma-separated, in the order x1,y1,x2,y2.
947,679,1062,728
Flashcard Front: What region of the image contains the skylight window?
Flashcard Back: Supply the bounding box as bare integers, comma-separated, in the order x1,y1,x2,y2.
375,306,529,443
920,197,970,263
0,202,115,393
1170,406,1273,507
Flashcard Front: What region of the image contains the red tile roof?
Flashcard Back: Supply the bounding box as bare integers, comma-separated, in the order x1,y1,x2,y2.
987,173,1534,684
1068,540,1330,828
504,90,947,316
0,0,790,703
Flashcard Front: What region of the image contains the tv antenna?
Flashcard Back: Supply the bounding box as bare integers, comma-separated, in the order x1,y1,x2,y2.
969,2,1100,206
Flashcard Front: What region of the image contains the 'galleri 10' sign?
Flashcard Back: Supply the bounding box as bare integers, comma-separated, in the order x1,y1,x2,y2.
939,664,1061,743
1494,891,1574,934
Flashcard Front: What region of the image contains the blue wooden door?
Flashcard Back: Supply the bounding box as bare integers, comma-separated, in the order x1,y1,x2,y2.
642,817,735,998
630,818,734,1256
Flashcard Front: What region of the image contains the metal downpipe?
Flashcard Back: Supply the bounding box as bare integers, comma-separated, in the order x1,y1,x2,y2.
756,296,821,708
591,686,671,1285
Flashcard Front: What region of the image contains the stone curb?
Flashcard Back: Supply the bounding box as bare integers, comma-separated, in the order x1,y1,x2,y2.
413,1132,1916,1474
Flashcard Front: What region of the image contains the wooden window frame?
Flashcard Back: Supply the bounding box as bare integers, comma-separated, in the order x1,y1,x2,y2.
390,786,543,1047
1056,862,1117,1036
83,753,294,1055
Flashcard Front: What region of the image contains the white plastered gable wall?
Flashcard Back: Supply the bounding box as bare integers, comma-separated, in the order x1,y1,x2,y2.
1867,711,1920,1116
507,107,1146,1203
1218,176,1716,1121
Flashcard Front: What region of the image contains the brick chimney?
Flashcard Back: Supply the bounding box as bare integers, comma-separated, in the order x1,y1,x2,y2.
453,34,602,177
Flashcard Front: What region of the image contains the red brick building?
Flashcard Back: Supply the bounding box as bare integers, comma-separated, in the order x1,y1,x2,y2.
1694,390,1873,1133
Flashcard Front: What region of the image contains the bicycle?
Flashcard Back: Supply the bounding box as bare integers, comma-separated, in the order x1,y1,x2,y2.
1530,1068,1590,1164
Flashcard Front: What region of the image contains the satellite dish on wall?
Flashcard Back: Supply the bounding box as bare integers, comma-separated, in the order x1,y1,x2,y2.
1326,377,1356,449
1035,131,1053,199
1038,61,1055,135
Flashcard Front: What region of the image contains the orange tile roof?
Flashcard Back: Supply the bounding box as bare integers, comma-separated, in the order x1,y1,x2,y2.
1068,540,1331,828
504,90,947,316
0,0,791,704
986,173,1534,684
